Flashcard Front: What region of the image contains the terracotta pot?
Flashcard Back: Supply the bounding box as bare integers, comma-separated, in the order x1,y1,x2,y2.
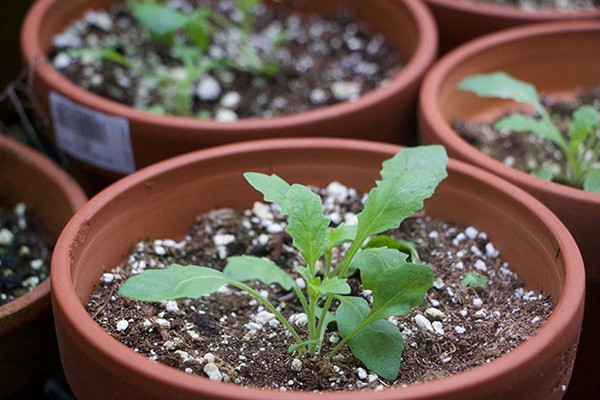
418,20,600,399
21,0,437,194
0,134,87,397
51,137,583,399
423,0,600,54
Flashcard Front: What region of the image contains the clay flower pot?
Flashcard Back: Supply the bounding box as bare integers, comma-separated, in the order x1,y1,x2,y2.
423,0,600,53
51,137,583,399
0,134,87,397
418,20,600,398
21,0,437,193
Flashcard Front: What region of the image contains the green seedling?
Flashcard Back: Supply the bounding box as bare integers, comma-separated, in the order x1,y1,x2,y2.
458,72,600,193
68,0,286,116
119,145,448,380
460,272,488,289
131,0,285,77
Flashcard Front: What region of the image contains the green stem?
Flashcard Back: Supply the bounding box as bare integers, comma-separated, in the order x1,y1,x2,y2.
229,281,304,349
314,295,334,351
333,236,364,278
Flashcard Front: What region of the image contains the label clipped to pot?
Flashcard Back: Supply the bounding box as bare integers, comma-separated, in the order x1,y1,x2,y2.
49,91,135,174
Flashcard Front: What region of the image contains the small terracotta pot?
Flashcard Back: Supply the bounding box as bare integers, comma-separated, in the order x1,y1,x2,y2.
0,134,87,397
423,0,600,53
51,138,583,400
21,0,437,194
418,20,600,399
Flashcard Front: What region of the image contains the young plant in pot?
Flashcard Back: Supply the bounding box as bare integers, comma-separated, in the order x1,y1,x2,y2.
423,0,600,53
418,20,600,398
21,0,437,194
0,134,87,397
50,138,584,399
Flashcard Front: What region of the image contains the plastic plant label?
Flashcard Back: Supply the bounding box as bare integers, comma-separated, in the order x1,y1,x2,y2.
49,91,136,174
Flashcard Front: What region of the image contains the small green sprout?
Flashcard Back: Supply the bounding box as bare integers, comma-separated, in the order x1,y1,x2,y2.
460,272,488,289
119,145,448,380
458,72,600,193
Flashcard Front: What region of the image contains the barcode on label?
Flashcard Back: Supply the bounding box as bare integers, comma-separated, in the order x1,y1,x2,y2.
54,102,109,144
49,91,135,175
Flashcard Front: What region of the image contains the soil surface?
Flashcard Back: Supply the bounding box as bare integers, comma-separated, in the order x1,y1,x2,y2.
453,87,600,189
87,183,553,392
467,0,599,10
50,0,401,119
0,202,53,306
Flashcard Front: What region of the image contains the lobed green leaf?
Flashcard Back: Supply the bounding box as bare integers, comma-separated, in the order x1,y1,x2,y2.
380,145,448,184
458,72,543,114
355,172,439,240
494,113,563,147
243,172,291,209
285,184,330,269
118,264,226,302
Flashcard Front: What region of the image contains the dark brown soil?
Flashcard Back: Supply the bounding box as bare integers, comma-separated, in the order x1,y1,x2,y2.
49,0,401,119
0,201,54,306
453,87,600,188
467,0,599,10
87,183,553,392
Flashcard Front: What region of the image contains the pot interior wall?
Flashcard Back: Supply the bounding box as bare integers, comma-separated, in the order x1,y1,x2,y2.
69,145,565,307
439,29,600,123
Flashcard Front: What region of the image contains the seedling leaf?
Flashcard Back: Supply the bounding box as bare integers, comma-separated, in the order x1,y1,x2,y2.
118,264,226,301
131,0,188,42
350,247,409,290
285,184,330,269
568,105,599,147
458,72,543,114
380,145,448,183
584,169,600,194
460,272,488,288
336,296,403,380
223,256,294,290
318,277,351,295
243,172,291,208
494,113,563,146
368,263,433,321
327,223,357,249
532,167,554,181
364,235,420,263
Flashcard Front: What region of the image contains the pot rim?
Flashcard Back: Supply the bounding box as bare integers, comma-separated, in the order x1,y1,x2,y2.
21,0,437,132
0,135,87,326
424,0,600,20
419,20,600,207
51,137,585,399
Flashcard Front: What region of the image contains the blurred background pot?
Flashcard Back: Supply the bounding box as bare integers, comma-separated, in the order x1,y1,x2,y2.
0,134,86,397
423,0,600,54
21,0,437,195
418,20,600,398
51,138,583,399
